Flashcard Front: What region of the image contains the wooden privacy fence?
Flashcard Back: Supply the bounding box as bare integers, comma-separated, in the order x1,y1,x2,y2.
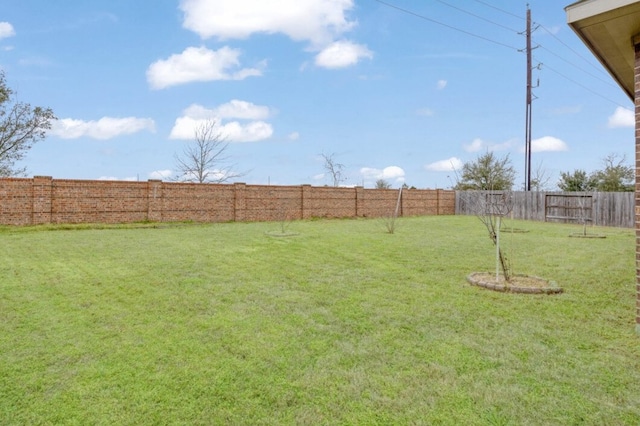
455,191,634,228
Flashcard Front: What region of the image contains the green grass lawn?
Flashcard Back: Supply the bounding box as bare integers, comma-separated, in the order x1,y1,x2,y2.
1,216,639,425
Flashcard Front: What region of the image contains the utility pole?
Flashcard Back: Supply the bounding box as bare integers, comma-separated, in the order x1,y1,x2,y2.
524,6,533,191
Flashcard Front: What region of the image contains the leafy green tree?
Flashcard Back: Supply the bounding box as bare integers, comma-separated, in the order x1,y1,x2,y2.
590,153,634,192
454,152,515,190
375,179,391,189
0,71,55,176
557,169,595,192
558,154,634,192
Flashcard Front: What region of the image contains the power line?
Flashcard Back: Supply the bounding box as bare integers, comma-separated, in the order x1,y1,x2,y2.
469,0,524,20
433,0,520,33
467,3,612,82
541,62,631,108
373,0,628,109
373,0,521,51
537,45,618,88
537,23,609,78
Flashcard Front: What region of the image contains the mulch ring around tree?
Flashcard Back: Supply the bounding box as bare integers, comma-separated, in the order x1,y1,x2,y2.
500,227,529,233
264,231,300,237
568,233,606,239
467,272,563,295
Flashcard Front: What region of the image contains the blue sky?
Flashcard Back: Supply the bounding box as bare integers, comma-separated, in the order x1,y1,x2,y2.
1,0,635,189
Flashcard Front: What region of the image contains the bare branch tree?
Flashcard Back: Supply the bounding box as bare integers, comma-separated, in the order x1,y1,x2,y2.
381,186,403,234
475,191,513,282
529,161,552,191
0,71,56,176
576,192,593,236
321,153,345,187
459,188,514,282
174,119,245,183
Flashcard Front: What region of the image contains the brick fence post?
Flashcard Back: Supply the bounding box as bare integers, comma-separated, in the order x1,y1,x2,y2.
32,176,52,225
301,184,312,219
147,180,163,222
234,182,246,222
355,186,365,217
634,35,640,334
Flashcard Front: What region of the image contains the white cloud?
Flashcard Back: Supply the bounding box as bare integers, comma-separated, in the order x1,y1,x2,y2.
177,169,231,182
170,117,273,142
212,99,271,120
97,176,138,181
313,173,325,181
0,22,15,40
360,166,405,182
220,121,273,142
50,117,156,140
169,102,273,142
436,79,447,90
382,166,405,180
149,170,173,180
531,136,568,152
146,46,263,89
314,40,372,69
608,107,634,128
180,102,272,120
425,157,462,172
490,140,514,151
179,0,356,46
288,132,300,140
179,0,368,69
463,138,513,152
464,138,484,152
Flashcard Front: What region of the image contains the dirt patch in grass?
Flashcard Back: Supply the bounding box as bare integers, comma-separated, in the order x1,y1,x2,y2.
264,231,300,237
501,227,529,233
569,233,606,239
467,272,563,294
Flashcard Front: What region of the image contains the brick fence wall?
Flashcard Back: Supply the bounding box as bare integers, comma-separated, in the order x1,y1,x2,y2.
0,176,455,226
634,38,640,333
